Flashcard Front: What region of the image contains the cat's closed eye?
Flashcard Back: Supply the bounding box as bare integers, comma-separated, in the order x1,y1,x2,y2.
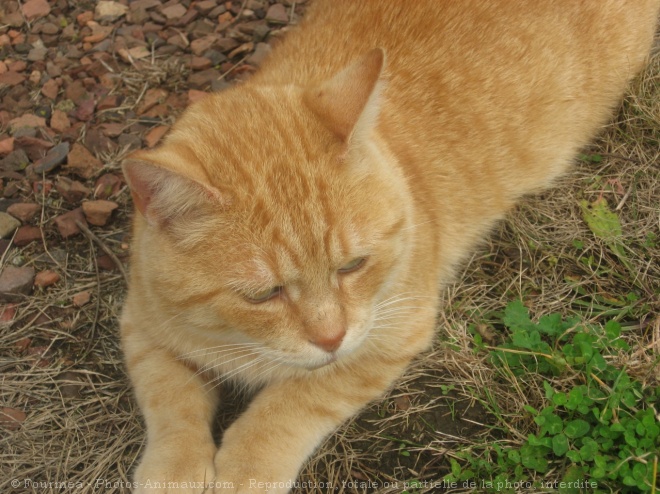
245,285,283,304
338,257,367,274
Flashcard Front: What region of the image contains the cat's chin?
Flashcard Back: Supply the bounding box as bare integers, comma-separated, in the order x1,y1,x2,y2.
289,354,338,371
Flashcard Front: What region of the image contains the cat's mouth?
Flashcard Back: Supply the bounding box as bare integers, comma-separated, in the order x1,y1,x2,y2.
305,354,338,371
284,352,338,371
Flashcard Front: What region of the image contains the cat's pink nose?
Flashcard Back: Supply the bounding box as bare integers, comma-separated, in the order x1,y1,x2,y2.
309,329,346,353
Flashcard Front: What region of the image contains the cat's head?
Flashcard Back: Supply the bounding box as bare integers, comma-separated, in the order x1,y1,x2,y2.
123,49,413,370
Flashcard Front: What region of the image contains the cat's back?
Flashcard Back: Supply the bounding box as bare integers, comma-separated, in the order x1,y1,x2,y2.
258,0,659,196
263,0,659,89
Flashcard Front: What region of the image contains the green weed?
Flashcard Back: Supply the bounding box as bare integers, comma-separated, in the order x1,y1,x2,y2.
455,300,659,492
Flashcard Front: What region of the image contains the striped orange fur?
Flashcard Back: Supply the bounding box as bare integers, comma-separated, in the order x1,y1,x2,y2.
121,1,660,492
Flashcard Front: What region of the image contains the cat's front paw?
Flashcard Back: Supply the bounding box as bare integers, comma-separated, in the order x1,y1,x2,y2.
133,442,216,494
213,448,294,494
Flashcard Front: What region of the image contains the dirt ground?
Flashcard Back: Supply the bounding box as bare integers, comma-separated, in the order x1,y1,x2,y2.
1,1,658,493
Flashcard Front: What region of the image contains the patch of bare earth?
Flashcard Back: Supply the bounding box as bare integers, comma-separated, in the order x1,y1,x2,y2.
1,1,658,493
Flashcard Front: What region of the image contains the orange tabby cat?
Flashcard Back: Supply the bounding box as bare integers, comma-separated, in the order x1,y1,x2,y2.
121,1,659,492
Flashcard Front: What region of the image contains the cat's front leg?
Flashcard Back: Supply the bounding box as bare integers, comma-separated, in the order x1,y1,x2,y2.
211,352,417,494
122,319,219,494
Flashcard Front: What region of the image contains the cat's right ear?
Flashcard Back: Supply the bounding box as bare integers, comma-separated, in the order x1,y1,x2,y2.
122,153,228,226
303,48,385,143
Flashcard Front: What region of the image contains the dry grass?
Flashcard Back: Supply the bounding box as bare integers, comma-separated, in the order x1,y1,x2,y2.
1,37,658,494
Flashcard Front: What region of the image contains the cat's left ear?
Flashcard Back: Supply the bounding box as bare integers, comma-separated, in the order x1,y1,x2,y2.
303,48,385,143
122,150,228,226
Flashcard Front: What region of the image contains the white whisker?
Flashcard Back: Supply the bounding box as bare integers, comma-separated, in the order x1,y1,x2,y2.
177,342,261,360
207,356,271,392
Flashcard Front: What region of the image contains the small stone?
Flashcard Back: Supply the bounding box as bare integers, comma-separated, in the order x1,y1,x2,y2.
54,208,86,239
33,142,69,174
252,24,271,43
131,0,161,10
41,79,59,99
9,114,46,133
209,5,228,17
46,61,62,78
97,95,120,111
12,127,36,140
0,240,10,257
0,212,21,238
76,11,94,26
195,0,218,14
13,226,43,247
72,290,91,307
57,371,84,399
128,5,150,23
0,71,26,87
117,46,150,63
34,270,60,288
27,47,48,62
41,22,60,35
50,110,70,133
83,22,113,44
190,35,217,56
82,200,118,226
94,174,122,199
152,45,177,59
98,123,123,138
21,0,51,21
143,104,168,119
0,407,26,430
66,143,103,179
137,88,168,115
1,304,17,323
4,13,25,28
73,99,96,122
0,149,30,172
149,11,167,24
266,3,288,24
8,60,27,73
94,1,129,22
188,90,209,105
28,70,42,84
3,181,20,199
55,177,91,203
32,180,53,197
393,395,411,411
248,42,271,66
161,4,188,20
190,56,212,71
203,49,227,66
7,203,40,223
216,37,240,53
0,266,35,300
188,69,219,89
144,126,169,148
26,346,50,367
83,128,116,156
0,138,14,156
14,337,31,352
227,41,254,58
97,254,124,271
15,135,52,153
217,11,233,24
117,134,142,152
165,92,188,110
